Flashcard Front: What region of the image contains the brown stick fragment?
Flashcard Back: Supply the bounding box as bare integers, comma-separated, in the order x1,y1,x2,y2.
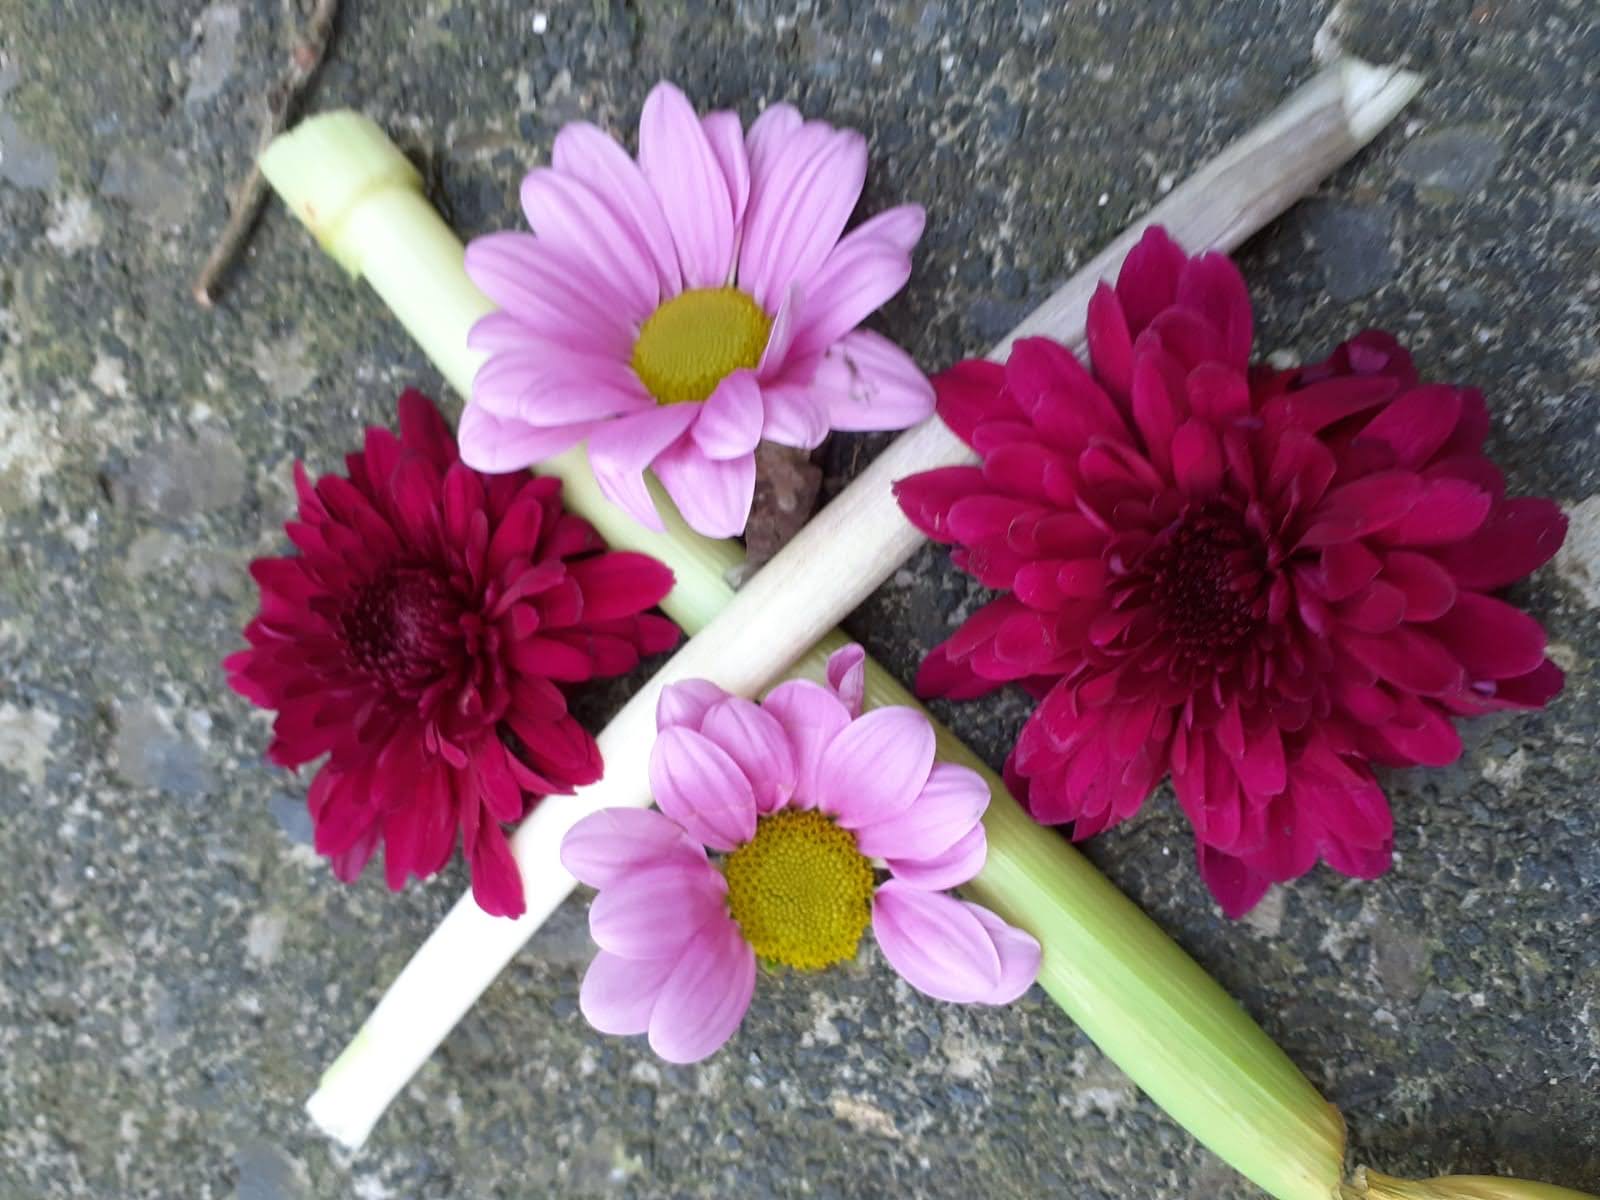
191,0,341,308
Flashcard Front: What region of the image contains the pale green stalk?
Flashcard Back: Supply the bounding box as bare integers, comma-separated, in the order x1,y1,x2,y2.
1342,1170,1598,1200
257,59,1593,1200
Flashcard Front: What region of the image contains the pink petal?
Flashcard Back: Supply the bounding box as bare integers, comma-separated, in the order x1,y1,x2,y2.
520,167,658,314
701,110,751,229
579,951,676,1036
740,124,868,311
692,371,764,460
463,232,635,357
650,726,759,850
757,284,800,378
855,762,989,861
964,904,1041,1004
744,102,803,182
588,857,728,958
647,917,756,1063
700,696,798,814
637,82,735,289
824,643,867,717
871,881,1003,1003
761,378,831,449
817,707,937,828
884,824,988,891
587,406,700,531
551,121,683,295
811,330,935,432
789,205,925,358
472,348,653,425
561,807,707,889
760,679,852,807
457,405,602,473
651,441,757,538
657,678,731,731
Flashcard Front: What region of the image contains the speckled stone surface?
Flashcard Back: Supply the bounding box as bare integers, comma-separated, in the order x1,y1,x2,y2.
2,2,1597,1198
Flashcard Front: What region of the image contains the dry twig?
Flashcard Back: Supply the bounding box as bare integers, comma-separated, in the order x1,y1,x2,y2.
192,0,341,307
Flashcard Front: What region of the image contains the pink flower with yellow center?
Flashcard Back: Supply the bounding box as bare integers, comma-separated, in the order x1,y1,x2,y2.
560,645,1040,1063
459,81,935,538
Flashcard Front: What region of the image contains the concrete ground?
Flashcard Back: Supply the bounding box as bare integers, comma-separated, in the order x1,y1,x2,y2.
1,1,1597,1197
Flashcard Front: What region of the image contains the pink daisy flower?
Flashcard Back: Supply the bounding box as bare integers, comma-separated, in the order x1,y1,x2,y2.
458,81,935,539
560,645,1040,1063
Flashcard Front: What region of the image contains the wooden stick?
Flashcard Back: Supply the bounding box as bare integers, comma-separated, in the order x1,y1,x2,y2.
192,0,341,307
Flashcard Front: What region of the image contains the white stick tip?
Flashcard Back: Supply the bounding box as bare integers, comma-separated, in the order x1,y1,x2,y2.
1338,58,1425,146
305,1084,379,1152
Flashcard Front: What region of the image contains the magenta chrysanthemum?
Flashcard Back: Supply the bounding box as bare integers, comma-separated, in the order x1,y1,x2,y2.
895,227,1568,917
560,645,1039,1063
225,391,680,917
457,80,935,539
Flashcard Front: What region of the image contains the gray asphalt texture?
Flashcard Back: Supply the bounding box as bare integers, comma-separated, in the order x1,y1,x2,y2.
1,1,1597,1197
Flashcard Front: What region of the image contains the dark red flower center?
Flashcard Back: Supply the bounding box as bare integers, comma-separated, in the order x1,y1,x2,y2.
340,567,465,692
1142,505,1269,670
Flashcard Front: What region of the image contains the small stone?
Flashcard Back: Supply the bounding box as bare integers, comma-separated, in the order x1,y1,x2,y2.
185,4,242,105
0,113,59,191
1554,495,1600,609
267,791,315,846
233,1139,306,1200
1553,181,1600,238
113,427,246,521
1396,126,1505,203
245,911,287,966
251,334,318,402
1300,200,1396,302
0,701,62,786
100,148,195,228
45,193,104,254
112,701,214,797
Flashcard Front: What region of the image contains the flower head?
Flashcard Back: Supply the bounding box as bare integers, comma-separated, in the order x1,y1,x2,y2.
895,227,1567,917
226,391,679,917
459,81,935,538
560,645,1040,1063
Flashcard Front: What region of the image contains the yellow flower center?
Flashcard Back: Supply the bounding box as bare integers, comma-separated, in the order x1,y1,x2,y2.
723,809,875,971
630,287,772,405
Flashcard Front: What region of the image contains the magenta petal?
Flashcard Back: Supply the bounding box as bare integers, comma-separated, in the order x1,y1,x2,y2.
871,881,1003,1003
637,82,735,289
884,824,988,891
588,858,727,958
1171,418,1224,497
650,727,759,850
700,696,799,814
824,642,867,717
1424,590,1548,680
854,762,989,861
579,951,676,1036
657,678,731,731
1430,497,1567,589
817,707,937,828
1174,251,1253,366
587,406,700,531
647,917,756,1063
812,330,936,433
760,679,853,808
1356,384,1462,468
692,372,764,460
1197,843,1272,919
652,441,757,538
1115,226,1188,333
1086,282,1135,398
561,807,706,889
964,904,1041,1004
1376,478,1492,546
